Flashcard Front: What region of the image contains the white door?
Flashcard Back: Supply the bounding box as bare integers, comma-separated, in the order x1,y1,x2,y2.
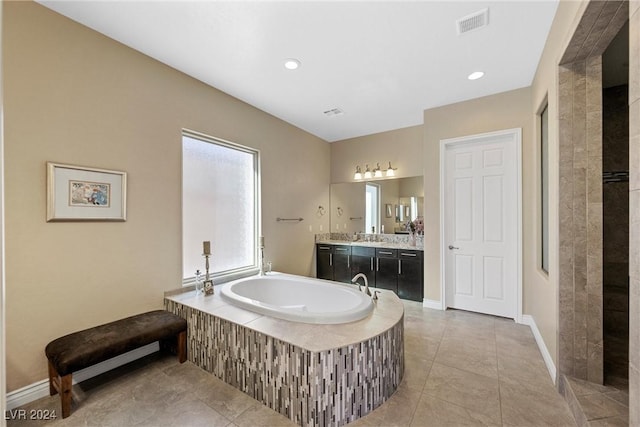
443,129,520,319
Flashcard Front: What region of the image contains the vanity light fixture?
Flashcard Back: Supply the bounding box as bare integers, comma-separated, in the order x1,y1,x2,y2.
386,162,397,177
353,162,398,180
363,164,372,179
354,165,363,180
374,163,383,178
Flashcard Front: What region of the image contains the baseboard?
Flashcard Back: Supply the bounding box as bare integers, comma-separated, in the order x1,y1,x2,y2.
521,314,556,384
6,342,159,410
422,298,443,310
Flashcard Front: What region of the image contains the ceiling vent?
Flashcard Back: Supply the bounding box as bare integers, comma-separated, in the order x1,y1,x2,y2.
323,108,344,117
456,8,489,35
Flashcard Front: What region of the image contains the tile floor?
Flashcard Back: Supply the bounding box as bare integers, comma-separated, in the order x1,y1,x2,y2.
8,302,577,426
561,376,629,426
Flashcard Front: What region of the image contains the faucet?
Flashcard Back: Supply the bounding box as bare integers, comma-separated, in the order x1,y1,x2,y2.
352,273,371,297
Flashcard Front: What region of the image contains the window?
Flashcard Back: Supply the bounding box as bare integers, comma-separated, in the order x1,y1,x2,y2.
540,104,549,273
365,183,380,233
182,131,260,283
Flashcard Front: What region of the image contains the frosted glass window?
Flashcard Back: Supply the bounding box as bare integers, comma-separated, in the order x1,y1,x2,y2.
541,104,549,273
182,132,259,282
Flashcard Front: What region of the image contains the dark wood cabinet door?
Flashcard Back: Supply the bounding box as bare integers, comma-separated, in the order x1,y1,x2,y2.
376,257,398,292
316,245,333,280
398,259,423,301
397,251,423,301
333,246,352,283
351,255,375,287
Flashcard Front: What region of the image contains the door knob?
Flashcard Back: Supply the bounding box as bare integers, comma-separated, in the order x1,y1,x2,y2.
448,245,459,250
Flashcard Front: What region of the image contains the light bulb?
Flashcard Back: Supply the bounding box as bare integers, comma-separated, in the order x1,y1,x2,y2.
386,162,396,177
354,166,362,180
364,165,372,179
284,59,301,70
374,163,383,178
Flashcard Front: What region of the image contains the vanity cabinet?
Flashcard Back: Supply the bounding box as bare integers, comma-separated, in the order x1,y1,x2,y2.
351,246,375,286
375,248,398,293
316,243,424,302
397,250,424,301
315,244,352,283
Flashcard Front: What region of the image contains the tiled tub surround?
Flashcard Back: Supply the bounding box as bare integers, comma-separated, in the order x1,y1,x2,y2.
164,284,405,426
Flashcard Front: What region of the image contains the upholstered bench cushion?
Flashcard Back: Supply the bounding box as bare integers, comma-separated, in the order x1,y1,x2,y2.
45,310,187,376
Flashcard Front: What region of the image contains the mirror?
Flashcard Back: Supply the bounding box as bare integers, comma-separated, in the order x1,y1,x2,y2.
330,176,424,235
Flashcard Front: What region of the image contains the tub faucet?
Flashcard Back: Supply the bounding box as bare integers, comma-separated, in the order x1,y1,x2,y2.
351,273,371,297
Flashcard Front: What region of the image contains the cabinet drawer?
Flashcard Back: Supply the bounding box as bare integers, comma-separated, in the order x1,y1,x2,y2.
317,245,333,252
334,245,351,254
352,246,375,257
376,248,397,258
398,250,423,261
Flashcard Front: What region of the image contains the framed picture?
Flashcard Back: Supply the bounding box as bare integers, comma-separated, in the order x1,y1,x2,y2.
47,162,127,222
385,204,393,218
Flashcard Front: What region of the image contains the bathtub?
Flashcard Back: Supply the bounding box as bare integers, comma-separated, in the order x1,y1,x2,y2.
220,273,373,324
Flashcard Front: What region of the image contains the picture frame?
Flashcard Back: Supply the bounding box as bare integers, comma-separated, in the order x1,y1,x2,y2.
385,204,393,218
203,279,214,296
47,162,127,222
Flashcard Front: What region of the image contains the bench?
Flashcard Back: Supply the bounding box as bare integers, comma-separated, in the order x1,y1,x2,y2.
45,310,187,418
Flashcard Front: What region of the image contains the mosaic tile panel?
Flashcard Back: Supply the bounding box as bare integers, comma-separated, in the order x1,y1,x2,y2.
164,299,404,426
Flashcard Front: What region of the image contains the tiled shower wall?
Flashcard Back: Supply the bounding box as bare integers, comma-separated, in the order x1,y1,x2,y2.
558,0,638,424
629,1,639,424
558,55,604,384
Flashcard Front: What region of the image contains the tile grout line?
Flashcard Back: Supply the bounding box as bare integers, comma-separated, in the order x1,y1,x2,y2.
405,311,442,427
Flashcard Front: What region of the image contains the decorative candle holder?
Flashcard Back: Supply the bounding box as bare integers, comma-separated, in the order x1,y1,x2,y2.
203,253,214,295
259,237,266,276
194,269,203,295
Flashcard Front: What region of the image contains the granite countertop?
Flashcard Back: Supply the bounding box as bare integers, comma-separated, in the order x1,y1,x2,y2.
165,274,404,352
316,239,424,251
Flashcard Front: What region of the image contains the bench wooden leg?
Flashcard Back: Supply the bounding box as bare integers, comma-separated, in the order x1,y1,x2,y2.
177,330,187,363
60,374,72,419
48,361,73,418
47,360,58,396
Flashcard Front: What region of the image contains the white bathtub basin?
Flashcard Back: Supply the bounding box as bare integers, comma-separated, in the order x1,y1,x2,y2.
220,273,373,324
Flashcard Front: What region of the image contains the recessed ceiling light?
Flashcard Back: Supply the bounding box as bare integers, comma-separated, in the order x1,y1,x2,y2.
468,71,484,80
284,59,300,70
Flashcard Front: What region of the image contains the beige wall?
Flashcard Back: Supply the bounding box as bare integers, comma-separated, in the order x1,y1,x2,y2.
0,0,6,419
423,87,532,302
330,125,423,184
529,0,588,375
4,2,329,391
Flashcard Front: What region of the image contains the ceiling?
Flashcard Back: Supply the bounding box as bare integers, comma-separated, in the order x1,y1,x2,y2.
38,1,559,142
